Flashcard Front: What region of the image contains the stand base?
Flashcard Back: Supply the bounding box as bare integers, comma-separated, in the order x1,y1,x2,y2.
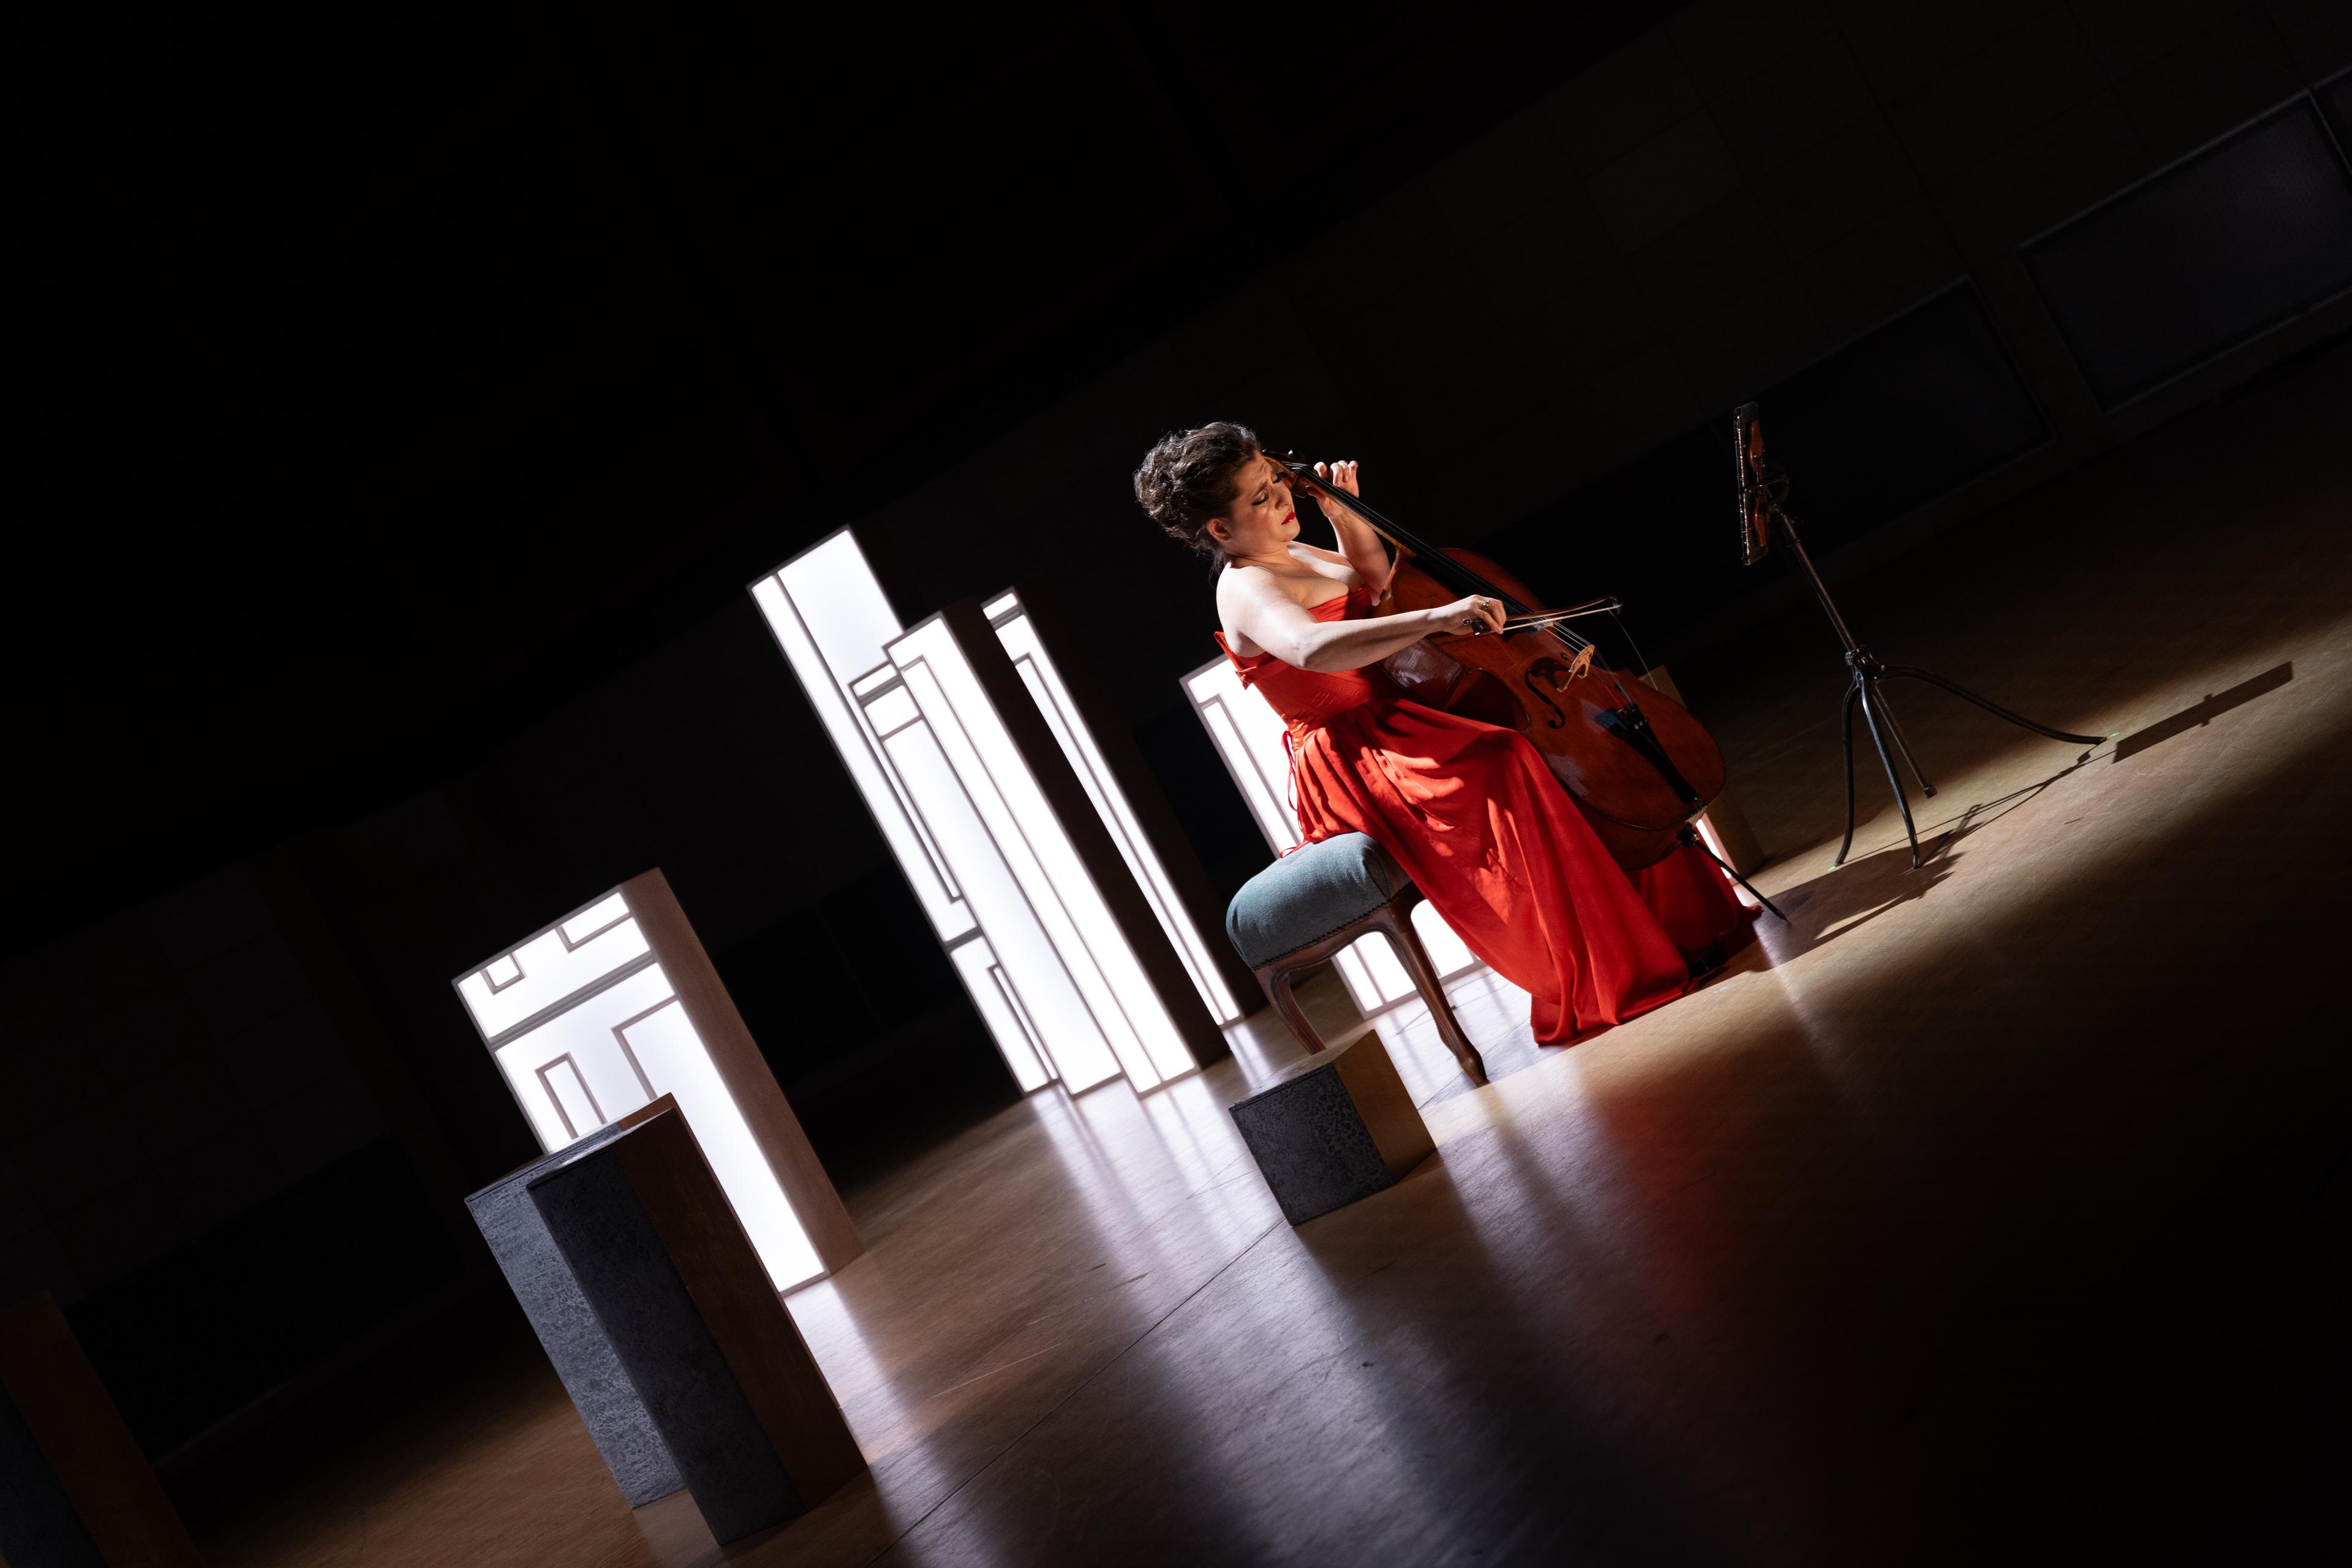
1836,652,2104,870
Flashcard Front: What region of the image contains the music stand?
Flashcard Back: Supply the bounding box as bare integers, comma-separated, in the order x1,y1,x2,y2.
1733,404,2105,870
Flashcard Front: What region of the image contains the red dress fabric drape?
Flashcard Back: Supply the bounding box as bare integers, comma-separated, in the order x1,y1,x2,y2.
1218,589,1751,1045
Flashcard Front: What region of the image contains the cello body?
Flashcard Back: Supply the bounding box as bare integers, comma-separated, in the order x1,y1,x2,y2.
1377,548,1726,870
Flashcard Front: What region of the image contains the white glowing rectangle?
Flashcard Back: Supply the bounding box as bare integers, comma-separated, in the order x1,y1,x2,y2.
540,1057,599,1138
602,987,818,1291
753,570,970,941
865,685,921,734
760,532,1202,1097
455,903,652,1040
891,615,1197,1088
560,893,630,946
876,707,1123,1093
778,532,903,682
1182,658,1305,846
947,937,1050,1091
757,533,1069,1091
1410,895,1480,973
989,592,1245,1027
491,962,671,1150
1202,699,1297,849
458,884,829,1292
1181,655,1483,1016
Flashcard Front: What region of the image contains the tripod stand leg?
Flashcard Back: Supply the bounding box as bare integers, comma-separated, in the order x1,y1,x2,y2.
1873,688,1937,798
1883,665,2105,747
1679,826,1784,922
1835,678,1862,867
1858,680,1924,870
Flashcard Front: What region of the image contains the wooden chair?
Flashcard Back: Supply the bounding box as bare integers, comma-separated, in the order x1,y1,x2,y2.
1225,834,1487,1086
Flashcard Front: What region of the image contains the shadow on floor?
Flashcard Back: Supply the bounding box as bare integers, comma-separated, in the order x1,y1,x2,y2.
1752,662,2301,966
2113,662,2293,762
1744,771,2048,967
1743,837,1961,965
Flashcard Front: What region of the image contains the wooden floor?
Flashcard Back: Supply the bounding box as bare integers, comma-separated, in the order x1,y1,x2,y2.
193,345,2352,1566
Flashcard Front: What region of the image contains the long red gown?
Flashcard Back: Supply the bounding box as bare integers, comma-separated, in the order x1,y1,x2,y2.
1218,588,1753,1044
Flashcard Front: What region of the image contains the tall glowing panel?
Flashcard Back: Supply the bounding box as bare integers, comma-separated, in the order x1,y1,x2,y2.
754,531,1143,1094
889,614,1197,1088
984,591,1244,1027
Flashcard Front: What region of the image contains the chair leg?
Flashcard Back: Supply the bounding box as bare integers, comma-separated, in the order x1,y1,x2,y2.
1259,965,1327,1055
1376,902,1488,1087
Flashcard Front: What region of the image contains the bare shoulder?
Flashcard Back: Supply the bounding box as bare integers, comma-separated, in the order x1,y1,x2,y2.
1287,541,1357,576
1216,559,1332,656
1215,560,1290,616
1219,551,1353,610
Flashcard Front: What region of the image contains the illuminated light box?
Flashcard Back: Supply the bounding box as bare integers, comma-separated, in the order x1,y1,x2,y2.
1182,654,1482,1016
453,870,861,1293
753,533,1058,1093
888,601,1218,1092
983,588,1251,1027
753,532,1202,1096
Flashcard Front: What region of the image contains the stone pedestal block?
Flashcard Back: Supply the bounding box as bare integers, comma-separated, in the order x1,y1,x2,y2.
466,1105,684,1507
0,1291,202,1568
453,869,862,1295
1229,1031,1436,1226
526,1101,865,1545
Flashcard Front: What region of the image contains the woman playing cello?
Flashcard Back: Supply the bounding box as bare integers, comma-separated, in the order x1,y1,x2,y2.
1135,421,1752,1046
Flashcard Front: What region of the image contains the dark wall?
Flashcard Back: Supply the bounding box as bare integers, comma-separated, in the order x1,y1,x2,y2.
9,0,1676,962
6,0,2350,1479
0,857,469,1463
857,0,2352,895
0,589,1009,1468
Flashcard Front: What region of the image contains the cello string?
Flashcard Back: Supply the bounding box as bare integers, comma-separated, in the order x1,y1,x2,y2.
1499,601,1617,630
1606,605,1653,677
1341,476,1597,653
1276,451,1601,654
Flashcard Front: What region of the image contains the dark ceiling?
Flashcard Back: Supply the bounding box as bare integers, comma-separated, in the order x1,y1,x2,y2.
12,0,1667,957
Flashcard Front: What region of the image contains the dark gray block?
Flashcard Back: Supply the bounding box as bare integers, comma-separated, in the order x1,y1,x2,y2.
1229,1031,1437,1226
466,1121,684,1507
0,1381,105,1568
527,1137,805,1546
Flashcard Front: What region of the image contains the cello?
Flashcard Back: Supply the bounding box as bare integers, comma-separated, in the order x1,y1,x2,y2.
1268,452,1726,872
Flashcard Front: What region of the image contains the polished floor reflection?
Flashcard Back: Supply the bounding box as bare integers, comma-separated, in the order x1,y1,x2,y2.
196,348,2352,1564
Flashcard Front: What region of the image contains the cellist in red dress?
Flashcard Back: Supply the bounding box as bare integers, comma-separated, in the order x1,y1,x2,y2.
1134,421,1753,1046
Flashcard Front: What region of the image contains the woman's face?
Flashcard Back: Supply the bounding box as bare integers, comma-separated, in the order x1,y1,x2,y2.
1204,452,1297,557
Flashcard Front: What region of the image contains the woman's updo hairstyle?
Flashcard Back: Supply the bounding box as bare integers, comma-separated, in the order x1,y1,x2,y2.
1133,421,1261,565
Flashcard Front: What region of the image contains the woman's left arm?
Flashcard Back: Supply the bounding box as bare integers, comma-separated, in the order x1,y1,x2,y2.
1311,460,1392,597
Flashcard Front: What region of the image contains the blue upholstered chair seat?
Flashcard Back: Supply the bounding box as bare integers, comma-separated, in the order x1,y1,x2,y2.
1223,831,1487,1084
1226,833,1411,966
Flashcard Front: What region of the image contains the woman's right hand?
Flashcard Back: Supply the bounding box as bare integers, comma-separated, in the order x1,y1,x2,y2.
1429,595,1506,638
